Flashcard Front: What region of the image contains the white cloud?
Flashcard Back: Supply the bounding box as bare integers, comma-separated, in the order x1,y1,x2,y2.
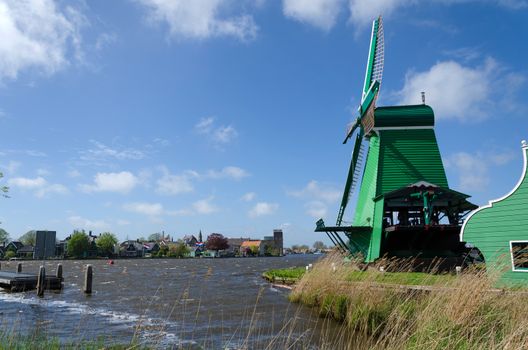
195,117,215,134
80,171,138,194
156,168,194,195
80,140,145,164
95,32,117,51
288,180,341,219
123,202,164,216
348,0,415,28
35,183,68,198
193,197,218,214
0,0,86,81
283,0,344,31
8,175,68,197
195,117,238,145
288,180,341,203
305,200,328,218
135,0,258,41
249,202,278,218
68,215,108,230
67,169,81,178
1,160,21,174
348,0,527,29
241,192,256,202
155,165,248,195
213,126,238,143
396,59,499,122
497,0,528,9
445,150,515,192
8,176,47,189
206,166,249,180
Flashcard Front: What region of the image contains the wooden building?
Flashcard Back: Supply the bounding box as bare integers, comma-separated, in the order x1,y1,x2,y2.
461,140,528,285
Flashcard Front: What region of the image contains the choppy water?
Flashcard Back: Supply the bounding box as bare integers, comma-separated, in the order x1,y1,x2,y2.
0,255,343,349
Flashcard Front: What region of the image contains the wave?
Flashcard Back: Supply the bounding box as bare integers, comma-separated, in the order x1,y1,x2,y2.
0,292,182,347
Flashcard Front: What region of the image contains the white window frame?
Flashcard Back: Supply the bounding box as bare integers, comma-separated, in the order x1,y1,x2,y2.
510,240,528,272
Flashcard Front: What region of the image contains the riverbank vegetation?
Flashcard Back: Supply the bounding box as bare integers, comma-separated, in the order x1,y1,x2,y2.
0,333,135,350
288,252,528,349
263,267,306,284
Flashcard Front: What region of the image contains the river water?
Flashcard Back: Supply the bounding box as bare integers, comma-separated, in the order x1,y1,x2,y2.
0,255,344,349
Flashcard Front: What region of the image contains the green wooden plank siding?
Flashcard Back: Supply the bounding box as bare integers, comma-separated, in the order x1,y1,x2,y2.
377,129,448,196
367,199,385,262
345,231,372,259
374,105,434,128
353,135,380,227
462,146,528,286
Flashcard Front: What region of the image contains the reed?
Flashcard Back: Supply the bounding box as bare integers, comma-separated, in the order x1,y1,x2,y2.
289,251,528,350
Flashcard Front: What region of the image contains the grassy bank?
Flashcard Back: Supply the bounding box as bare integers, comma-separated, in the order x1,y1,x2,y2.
0,336,133,350
262,267,306,284
288,252,528,349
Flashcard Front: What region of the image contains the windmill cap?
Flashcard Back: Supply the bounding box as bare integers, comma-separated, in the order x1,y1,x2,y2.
522,140,527,148
372,104,435,128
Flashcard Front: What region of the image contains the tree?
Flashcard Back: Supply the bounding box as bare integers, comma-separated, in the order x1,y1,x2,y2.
249,245,260,256
299,244,309,252
168,243,190,258
205,233,229,251
19,230,36,246
96,232,118,257
5,250,15,259
0,172,8,199
313,241,326,251
264,244,278,256
157,244,168,257
148,232,162,242
0,228,9,243
67,230,89,258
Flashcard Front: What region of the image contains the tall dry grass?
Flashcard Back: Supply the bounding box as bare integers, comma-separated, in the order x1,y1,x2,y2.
289,252,528,350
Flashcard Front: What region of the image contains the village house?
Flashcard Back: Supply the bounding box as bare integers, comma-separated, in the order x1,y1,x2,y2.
6,241,23,254
17,245,34,258
182,235,198,247
240,240,262,256
226,237,250,256
143,242,160,255
119,240,145,257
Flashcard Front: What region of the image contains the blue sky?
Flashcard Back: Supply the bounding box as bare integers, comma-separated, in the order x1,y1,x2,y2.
0,0,527,246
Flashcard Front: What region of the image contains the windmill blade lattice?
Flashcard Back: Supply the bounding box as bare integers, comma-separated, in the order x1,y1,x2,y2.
371,18,384,89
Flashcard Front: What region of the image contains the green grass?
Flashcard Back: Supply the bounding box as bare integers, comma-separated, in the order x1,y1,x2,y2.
263,267,306,282
264,267,455,287
0,338,133,350
0,332,147,350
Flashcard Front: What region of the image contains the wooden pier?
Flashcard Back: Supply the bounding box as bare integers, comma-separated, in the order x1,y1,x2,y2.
0,271,63,292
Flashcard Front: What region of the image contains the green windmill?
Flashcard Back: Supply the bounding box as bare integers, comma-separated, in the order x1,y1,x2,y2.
316,16,478,266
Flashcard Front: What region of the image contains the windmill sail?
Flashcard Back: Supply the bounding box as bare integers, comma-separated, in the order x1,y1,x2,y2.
360,17,383,135
362,16,384,103
337,16,384,226
344,16,384,143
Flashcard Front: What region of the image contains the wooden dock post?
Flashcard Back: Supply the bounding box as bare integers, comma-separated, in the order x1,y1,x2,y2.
37,266,45,297
17,263,22,273
56,264,63,280
84,264,92,294
56,263,63,290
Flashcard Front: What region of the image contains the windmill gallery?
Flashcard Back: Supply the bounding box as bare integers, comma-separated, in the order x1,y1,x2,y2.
315,17,528,286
